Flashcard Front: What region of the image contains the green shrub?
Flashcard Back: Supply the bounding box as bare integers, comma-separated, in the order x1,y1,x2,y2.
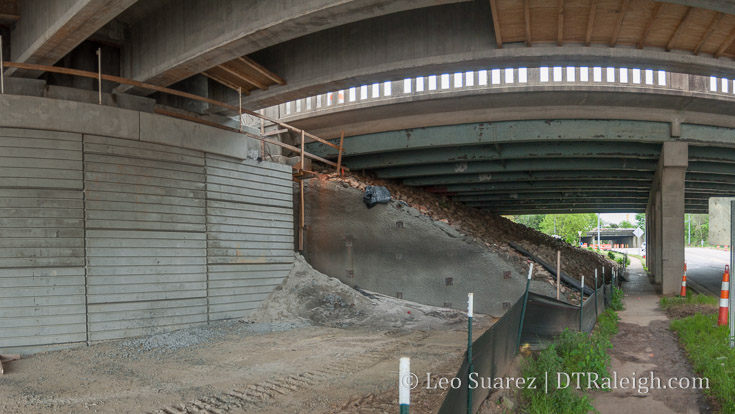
520,307,620,413
610,286,624,311
607,251,616,260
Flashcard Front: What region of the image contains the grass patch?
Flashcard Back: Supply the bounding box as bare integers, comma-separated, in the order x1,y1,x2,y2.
660,294,718,310
670,313,735,413
520,307,620,413
610,285,624,312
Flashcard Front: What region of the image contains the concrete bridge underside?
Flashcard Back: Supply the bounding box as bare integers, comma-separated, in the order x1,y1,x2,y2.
306,118,735,294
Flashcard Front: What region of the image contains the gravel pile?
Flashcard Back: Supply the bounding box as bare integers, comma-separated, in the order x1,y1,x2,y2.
100,320,308,359
248,254,470,330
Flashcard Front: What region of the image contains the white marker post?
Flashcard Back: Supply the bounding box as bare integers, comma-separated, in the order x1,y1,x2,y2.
399,357,410,414
466,292,474,414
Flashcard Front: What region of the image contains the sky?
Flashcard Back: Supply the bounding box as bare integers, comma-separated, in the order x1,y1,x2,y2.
600,213,637,226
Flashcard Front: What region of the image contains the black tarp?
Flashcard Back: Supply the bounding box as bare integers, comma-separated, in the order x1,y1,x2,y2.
437,295,525,414
438,283,614,414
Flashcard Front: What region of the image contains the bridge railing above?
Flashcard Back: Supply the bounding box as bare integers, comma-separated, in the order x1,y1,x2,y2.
265,66,735,123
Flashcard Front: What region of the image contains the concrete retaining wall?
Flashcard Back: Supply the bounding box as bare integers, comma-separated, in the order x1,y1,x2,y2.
303,180,557,317
0,95,294,354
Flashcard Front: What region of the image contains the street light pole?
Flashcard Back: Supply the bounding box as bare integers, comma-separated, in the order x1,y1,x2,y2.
687,214,691,246
597,213,601,250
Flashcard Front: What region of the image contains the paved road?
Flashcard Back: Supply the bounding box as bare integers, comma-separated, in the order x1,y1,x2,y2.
613,247,730,295
684,247,731,296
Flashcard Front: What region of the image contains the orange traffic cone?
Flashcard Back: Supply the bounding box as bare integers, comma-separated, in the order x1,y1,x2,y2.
680,262,687,297
718,265,730,326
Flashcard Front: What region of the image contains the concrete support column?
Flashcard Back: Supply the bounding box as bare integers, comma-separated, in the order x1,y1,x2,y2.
648,141,688,294
654,189,663,284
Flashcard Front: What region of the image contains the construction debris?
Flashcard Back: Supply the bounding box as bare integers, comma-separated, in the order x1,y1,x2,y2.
313,169,619,294
0,354,20,375
362,185,391,208
249,254,471,330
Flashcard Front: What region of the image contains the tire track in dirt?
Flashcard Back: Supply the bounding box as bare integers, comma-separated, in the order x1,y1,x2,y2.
151,331,432,414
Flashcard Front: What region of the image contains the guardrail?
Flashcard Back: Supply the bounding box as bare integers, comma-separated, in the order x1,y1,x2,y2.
272,65,735,123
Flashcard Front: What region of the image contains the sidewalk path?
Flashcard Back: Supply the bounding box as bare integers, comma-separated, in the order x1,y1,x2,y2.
594,259,710,413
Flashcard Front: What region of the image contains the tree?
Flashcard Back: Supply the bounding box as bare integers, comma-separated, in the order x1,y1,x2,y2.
685,214,709,246
635,213,646,229
513,214,545,231
539,213,598,245
619,220,634,228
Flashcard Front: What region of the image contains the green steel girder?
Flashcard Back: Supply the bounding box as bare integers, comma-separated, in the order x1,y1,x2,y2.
482,206,708,214
463,197,650,207
402,170,654,186
686,173,735,185
377,157,657,179
341,141,662,170
451,191,653,202
689,146,735,163
306,120,672,158
688,161,735,175
466,199,708,209
425,180,653,194
483,207,650,214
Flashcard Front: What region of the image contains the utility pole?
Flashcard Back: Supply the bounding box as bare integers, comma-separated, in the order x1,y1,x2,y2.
597,213,601,250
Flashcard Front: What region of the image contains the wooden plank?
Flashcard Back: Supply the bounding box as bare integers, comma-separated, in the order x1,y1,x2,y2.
219,62,269,90
715,25,735,57
524,0,531,46
489,0,503,48
336,131,345,173
610,0,630,47
666,6,693,51
0,127,81,141
237,56,286,86
694,12,724,55
85,181,205,200
557,0,564,46
206,208,292,223
1,60,337,153
201,70,244,92
206,199,292,216
0,147,82,160
0,189,82,199
205,191,292,208
0,136,82,150
585,0,599,46
84,171,204,191
85,162,204,183
637,2,662,49
85,153,204,174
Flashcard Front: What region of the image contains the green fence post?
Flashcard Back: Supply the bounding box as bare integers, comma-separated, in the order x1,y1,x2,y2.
399,357,410,414
516,263,534,353
594,269,598,318
579,275,585,332
467,293,473,414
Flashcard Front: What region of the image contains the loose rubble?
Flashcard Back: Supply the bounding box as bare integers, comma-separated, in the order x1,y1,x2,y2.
249,254,471,330
313,169,619,303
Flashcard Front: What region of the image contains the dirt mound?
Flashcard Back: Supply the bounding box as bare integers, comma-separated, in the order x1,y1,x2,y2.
663,303,718,319
314,170,619,291
248,254,472,330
